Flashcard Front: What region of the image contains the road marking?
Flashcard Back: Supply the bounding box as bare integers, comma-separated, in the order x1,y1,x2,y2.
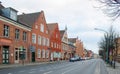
19,70,25,72
8,73,12,74
29,71,36,73
94,61,100,74
43,71,52,74
31,69,36,71
61,68,75,74
39,69,45,71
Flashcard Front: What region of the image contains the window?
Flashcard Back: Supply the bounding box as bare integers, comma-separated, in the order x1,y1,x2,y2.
35,25,38,29
40,24,44,32
15,29,20,40
56,34,58,38
42,50,45,58
41,36,44,45
46,50,49,58
51,42,53,47
57,44,58,48
46,30,48,34
4,25,9,37
47,38,49,46
24,49,27,60
38,35,41,45
32,34,36,44
54,43,56,48
23,31,27,41
10,10,17,21
43,37,46,46
38,49,41,58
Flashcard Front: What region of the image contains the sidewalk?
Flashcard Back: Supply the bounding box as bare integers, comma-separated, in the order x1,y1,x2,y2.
0,60,67,69
106,62,120,74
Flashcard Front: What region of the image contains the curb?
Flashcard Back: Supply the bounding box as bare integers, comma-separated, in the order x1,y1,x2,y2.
0,60,67,69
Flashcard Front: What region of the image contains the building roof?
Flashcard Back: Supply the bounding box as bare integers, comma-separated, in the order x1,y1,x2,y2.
47,23,58,35
60,30,65,39
18,12,42,27
68,38,77,43
0,2,4,9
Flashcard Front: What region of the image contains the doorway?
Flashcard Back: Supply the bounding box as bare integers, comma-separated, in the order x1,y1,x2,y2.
15,48,19,63
2,46,9,64
32,52,35,62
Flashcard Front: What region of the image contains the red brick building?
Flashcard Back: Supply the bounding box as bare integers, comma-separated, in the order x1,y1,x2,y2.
69,38,84,58
0,6,31,64
47,23,61,61
76,39,84,57
18,11,50,62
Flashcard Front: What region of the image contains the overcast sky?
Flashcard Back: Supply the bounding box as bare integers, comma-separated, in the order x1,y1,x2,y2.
1,0,120,54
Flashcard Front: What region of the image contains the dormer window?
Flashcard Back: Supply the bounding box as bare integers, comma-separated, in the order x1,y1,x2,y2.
1,7,17,21
10,10,17,21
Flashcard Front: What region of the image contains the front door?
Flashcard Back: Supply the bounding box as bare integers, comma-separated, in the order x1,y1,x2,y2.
2,46,9,64
32,52,35,62
15,48,19,63
50,53,53,61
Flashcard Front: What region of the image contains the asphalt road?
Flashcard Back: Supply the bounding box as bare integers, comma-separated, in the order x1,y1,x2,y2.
0,59,108,74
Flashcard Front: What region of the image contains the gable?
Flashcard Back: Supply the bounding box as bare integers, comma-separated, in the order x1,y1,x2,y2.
62,30,68,44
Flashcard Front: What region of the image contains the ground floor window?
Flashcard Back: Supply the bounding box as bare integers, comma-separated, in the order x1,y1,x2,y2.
2,46,9,64
37,49,41,58
46,50,49,58
42,49,45,58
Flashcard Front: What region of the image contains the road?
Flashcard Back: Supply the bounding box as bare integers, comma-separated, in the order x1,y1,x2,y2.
0,59,108,74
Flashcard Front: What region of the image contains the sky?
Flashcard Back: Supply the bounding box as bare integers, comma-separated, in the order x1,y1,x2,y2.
1,0,120,54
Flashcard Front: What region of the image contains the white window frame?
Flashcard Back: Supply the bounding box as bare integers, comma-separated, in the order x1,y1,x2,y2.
37,49,41,58
47,38,49,46
38,35,41,45
32,33,36,44
43,37,46,46
46,50,49,58
42,50,45,58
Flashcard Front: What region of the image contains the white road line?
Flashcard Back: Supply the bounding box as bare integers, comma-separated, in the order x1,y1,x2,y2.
31,69,36,71
61,68,75,74
19,70,25,72
39,69,45,71
94,61,100,74
8,73,12,74
29,71,36,74
43,71,52,74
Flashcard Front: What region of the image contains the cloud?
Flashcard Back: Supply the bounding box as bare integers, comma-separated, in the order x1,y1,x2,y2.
1,0,119,54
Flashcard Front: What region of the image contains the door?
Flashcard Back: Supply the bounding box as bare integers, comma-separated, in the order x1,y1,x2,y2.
2,46,9,64
32,52,35,62
50,53,53,61
15,48,19,63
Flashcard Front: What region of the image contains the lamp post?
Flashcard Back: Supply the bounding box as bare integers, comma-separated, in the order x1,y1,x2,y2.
94,28,109,63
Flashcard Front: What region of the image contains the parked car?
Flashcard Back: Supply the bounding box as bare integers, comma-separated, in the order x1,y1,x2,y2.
69,56,81,62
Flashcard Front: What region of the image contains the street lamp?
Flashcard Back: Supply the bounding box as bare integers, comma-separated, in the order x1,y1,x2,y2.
94,28,109,63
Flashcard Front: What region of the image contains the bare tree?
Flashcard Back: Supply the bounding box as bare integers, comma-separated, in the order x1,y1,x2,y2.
98,26,119,63
97,0,120,20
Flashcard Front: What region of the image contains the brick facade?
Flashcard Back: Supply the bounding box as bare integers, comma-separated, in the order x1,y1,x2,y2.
0,15,31,64
47,23,61,61
18,11,50,62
